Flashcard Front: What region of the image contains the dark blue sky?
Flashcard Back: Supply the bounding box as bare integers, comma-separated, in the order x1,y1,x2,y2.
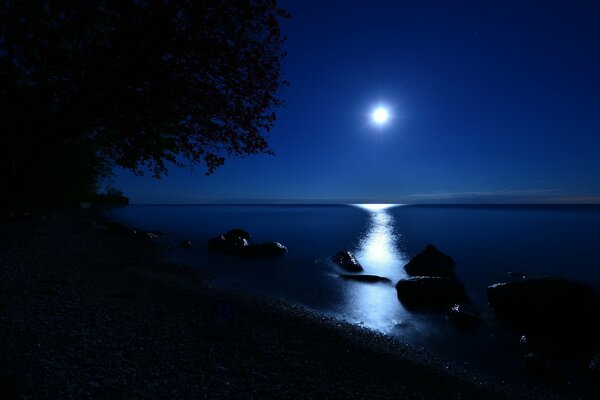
114,0,600,204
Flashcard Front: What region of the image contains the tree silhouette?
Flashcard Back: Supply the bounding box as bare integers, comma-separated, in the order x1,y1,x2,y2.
0,0,288,208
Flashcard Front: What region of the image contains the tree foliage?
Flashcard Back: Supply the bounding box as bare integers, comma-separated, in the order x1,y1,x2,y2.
0,0,288,208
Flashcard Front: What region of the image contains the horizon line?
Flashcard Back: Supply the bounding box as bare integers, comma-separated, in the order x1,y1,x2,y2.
125,202,600,206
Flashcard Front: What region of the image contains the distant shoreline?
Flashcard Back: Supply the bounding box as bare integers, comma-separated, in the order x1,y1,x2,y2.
0,209,576,399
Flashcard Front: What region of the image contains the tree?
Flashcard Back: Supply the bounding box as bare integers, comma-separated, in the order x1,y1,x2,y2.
0,0,288,209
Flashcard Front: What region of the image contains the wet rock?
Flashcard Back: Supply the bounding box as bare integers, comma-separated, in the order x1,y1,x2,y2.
181,240,193,248
209,229,286,256
487,277,600,352
207,234,248,253
224,228,251,241
242,242,288,257
446,303,483,326
395,277,468,308
403,245,456,278
331,250,364,273
227,236,249,252
339,274,391,283
487,277,600,324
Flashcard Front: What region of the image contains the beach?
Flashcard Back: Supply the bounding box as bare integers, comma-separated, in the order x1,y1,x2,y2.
0,209,576,399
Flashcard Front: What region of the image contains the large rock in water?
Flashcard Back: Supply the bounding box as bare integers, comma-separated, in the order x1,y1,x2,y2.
395,277,468,308
487,277,600,350
487,277,600,323
403,244,456,278
242,242,288,257
331,250,363,272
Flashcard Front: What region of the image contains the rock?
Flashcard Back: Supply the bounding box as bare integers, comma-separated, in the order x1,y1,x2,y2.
339,274,391,283
487,277,600,324
331,250,363,272
208,229,285,257
181,240,193,248
208,234,249,253
224,228,251,241
395,277,468,308
487,277,600,351
446,303,483,326
242,242,288,257
589,353,600,377
403,244,456,278
227,236,249,252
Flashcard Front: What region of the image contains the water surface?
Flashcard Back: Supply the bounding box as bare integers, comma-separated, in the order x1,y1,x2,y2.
108,204,600,393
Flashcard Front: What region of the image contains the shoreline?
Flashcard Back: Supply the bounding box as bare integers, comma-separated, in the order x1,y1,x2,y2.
0,209,578,399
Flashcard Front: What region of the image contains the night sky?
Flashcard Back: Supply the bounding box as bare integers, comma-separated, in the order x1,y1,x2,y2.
114,1,600,204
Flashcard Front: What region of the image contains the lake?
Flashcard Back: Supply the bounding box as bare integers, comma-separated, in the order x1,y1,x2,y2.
107,204,600,393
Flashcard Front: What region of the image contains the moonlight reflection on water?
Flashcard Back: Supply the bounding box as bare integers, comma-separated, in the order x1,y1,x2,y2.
344,204,409,329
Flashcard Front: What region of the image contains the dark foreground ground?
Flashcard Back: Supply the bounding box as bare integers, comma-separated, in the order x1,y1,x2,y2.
0,209,579,399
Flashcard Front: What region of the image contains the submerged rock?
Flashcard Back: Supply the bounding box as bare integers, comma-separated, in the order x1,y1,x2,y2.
339,274,391,283
332,250,363,272
181,240,193,248
242,242,288,257
395,277,468,308
403,245,456,278
446,303,483,326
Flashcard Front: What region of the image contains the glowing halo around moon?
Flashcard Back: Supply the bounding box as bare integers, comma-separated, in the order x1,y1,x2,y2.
371,106,390,125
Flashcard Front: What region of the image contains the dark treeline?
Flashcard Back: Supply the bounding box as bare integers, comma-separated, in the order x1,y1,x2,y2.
0,0,288,211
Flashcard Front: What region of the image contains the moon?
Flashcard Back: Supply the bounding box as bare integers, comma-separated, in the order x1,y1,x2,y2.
371,107,390,125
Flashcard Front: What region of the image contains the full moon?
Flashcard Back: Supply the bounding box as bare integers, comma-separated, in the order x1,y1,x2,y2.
371,107,390,125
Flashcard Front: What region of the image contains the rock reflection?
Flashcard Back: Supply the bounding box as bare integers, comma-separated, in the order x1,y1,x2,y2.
342,204,408,331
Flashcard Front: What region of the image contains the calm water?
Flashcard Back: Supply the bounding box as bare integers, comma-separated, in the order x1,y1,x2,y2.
107,204,600,392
